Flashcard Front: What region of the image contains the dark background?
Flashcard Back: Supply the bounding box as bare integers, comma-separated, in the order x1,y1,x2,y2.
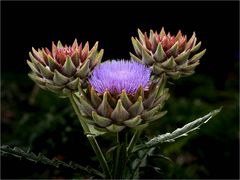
1,1,239,179
2,1,239,80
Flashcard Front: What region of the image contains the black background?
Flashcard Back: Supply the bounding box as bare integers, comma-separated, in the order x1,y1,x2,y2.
2,1,239,89
1,1,239,179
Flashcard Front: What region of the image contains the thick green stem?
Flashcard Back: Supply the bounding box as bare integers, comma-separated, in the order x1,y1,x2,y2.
68,94,111,179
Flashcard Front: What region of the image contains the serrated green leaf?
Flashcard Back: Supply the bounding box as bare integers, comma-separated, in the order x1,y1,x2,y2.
145,107,222,148
0,145,104,178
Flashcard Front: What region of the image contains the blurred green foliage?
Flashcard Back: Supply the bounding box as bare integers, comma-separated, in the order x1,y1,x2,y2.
1,71,239,179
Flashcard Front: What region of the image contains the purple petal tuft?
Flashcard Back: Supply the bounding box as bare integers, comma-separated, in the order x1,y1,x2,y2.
89,60,151,94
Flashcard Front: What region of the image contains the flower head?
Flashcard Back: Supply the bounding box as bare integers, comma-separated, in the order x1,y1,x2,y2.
130,28,206,79
81,60,169,133
78,67,169,132
89,60,151,95
27,39,104,95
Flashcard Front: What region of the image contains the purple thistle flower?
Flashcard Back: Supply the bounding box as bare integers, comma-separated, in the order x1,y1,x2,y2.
89,60,151,94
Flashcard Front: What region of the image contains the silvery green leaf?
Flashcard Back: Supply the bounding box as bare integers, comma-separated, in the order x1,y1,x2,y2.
134,107,222,152
146,107,222,147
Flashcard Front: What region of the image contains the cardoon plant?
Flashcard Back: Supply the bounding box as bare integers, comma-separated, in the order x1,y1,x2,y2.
1,29,221,179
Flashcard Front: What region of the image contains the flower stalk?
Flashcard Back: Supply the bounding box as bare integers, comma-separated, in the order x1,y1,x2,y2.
25,30,221,179
68,93,111,178
127,129,143,154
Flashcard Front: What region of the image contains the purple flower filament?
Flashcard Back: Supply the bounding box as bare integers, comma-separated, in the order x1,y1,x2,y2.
89,60,151,95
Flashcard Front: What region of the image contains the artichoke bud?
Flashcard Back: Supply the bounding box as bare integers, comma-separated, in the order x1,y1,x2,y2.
130,28,206,79
27,39,104,95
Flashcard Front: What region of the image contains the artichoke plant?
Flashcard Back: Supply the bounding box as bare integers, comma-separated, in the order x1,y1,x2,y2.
130,28,206,79
18,28,222,179
76,60,170,133
27,39,104,95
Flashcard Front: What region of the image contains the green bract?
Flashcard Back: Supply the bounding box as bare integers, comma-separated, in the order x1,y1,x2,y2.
27,39,104,95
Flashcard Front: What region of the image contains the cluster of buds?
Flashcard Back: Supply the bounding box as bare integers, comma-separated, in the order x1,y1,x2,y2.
130,28,206,79
27,29,206,132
